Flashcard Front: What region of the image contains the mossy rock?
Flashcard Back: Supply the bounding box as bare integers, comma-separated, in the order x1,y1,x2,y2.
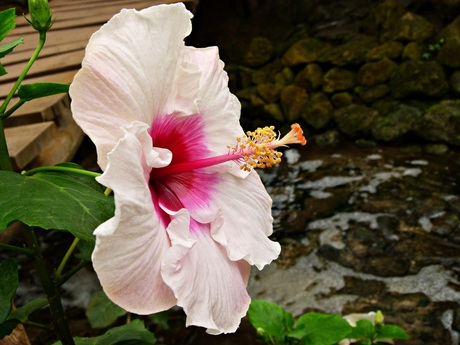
437,37,460,68
331,92,354,107
333,104,379,138
251,59,283,84
357,59,397,86
257,83,284,103
319,34,377,66
415,100,460,145
371,104,421,142
280,85,309,122
450,70,460,94
402,42,423,61
383,12,436,42
281,38,331,66
365,41,404,61
301,92,333,130
244,37,274,68
294,63,323,91
323,68,356,93
390,60,448,99
355,84,390,103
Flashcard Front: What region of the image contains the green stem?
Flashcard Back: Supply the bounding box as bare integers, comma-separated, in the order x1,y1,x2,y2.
23,320,52,331
1,99,26,120
22,226,75,345
54,238,79,280
0,31,46,115
58,260,88,286
22,166,101,178
0,243,34,256
0,119,13,171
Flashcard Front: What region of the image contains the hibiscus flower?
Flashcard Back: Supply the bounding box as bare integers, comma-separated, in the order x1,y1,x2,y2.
69,3,305,334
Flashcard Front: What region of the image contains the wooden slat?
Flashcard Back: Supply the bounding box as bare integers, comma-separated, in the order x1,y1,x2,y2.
5,121,56,170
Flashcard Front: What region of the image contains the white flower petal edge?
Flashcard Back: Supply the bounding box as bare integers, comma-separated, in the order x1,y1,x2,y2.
70,3,192,170
211,172,281,269
162,210,252,334
93,122,176,313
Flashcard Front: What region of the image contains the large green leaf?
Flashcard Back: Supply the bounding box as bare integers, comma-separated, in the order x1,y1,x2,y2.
0,8,16,42
0,259,18,322
0,37,23,59
248,299,294,337
0,170,114,243
289,312,353,345
375,324,410,340
52,320,156,345
18,83,69,101
86,291,126,329
8,298,48,322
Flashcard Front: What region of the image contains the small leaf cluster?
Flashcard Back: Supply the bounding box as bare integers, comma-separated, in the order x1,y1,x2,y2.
248,300,409,345
421,38,446,60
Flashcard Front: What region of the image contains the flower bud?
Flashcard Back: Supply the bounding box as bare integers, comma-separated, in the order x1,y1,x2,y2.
375,310,385,325
27,0,53,32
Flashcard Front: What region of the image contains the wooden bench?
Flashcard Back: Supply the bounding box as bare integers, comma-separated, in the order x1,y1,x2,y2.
2,0,197,170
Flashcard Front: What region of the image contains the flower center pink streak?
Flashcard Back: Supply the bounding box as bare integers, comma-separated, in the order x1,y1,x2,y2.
148,113,219,228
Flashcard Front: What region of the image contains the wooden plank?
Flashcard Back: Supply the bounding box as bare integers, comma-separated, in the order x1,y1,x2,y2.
1,49,85,84
0,70,76,99
5,121,57,170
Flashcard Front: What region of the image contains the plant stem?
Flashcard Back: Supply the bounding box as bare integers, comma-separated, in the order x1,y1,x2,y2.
58,260,88,286
22,166,101,178
0,119,13,171
0,243,34,256
1,99,26,119
0,31,47,115
22,226,75,345
54,238,79,280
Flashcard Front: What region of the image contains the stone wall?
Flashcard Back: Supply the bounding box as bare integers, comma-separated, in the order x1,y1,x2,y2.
226,0,460,150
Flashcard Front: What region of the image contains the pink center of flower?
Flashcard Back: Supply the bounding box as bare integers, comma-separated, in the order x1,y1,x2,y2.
148,115,307,228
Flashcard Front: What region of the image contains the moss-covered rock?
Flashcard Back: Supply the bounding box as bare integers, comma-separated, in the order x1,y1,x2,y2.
244,37,274,68
257,83,284,103
402,42,423,61
282,38,331,66
383,12,436,42
365,41,404,61
357,59,397,86
371,104,421,141
252,59,283,84
301,92,333,130
331,92,354,107
437,37,460,68
390,61,448,98
294,63,323,91
333,104,379,138
319,35,377,66
274,67,295,85
450,70,460,94
280,85,309,122
323,68,356,93
263,103,284,123
371,0,407,33
415,100,460,145
355,84,390,103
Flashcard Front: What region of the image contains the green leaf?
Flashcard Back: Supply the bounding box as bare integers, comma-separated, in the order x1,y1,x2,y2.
248,299,294,337
52,319,156,345
0,8,16,42
289,313,353,345
148,311,170,330
0,170,114,243
8,298,48,322
18,83,70,101
86,291,126,328
375,324,410,340
0,37,23,59
0,319,19,339
76,239,95,262
348,319,375,340
0,259,18,322
0,63,6,76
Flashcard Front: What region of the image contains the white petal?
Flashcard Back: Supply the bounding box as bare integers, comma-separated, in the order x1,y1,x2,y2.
70,3,193,170
183,47,243,155
211,171,280,269
162,217,251,334
93,122,176,313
